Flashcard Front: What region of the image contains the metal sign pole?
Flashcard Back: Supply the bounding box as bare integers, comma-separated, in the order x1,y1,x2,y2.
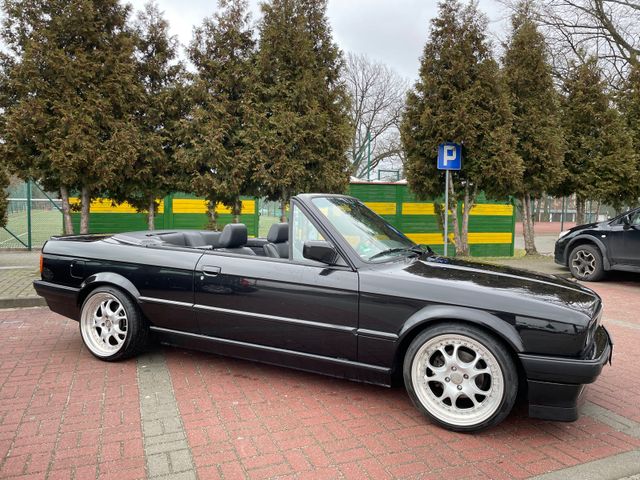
444,171,449,257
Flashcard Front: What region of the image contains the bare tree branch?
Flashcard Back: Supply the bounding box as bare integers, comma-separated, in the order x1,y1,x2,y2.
531,0,640,88
342,52,408,179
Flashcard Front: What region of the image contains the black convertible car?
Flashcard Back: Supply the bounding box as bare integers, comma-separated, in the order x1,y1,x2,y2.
35,194,612,432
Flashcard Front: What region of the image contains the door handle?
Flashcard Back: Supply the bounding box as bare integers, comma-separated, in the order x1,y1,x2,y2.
202,265,221,276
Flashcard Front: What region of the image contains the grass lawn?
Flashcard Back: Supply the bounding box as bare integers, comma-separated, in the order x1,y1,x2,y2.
1,209,62,249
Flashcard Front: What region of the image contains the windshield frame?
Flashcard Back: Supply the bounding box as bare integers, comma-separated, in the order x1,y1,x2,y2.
304,194,420,265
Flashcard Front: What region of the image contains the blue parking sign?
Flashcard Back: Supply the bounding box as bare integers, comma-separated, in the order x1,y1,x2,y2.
437,143,462,170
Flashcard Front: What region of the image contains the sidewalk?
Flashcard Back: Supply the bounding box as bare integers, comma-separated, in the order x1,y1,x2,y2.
0,250,46,308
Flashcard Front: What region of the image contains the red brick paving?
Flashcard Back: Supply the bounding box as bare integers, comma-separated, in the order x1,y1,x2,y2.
165,277,640,480
0,309,144,480
0,277,639,479
585,280,640,423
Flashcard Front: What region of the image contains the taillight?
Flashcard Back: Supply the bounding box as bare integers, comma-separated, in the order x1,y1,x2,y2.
39,254,43,274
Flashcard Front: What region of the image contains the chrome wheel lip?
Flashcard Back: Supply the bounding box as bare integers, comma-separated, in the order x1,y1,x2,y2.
571,249,596,277
411,333,504,428
80,292,128,357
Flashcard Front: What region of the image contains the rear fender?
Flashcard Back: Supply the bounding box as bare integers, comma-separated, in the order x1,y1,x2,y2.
78,272,141,307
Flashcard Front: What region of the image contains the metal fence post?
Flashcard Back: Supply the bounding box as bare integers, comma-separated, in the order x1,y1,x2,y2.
26,179,32,250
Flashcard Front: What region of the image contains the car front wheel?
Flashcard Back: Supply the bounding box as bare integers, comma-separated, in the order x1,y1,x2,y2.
569,244,604,281
403,324,518,432
79,286,148,361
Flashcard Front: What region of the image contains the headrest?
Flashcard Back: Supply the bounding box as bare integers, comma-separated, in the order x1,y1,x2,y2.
267,223,289,243
218,223,248,248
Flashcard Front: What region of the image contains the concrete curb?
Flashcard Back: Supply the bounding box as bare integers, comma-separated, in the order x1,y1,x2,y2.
0,296,47,309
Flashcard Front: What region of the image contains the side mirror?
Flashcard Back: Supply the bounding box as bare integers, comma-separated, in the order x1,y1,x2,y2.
623,215,632,228
303,240,339,264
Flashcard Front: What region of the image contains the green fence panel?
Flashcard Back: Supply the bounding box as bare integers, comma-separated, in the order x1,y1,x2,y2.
348,183,516,257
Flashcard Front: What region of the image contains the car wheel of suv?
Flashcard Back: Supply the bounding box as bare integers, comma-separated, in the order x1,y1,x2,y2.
79,286,148,361
403,323,518,432
569,244,604,281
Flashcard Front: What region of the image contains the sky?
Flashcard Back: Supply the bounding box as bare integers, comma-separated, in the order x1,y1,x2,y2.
125,0,510,81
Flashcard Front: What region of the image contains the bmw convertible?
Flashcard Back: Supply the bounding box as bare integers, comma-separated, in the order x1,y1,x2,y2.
34,194,612,432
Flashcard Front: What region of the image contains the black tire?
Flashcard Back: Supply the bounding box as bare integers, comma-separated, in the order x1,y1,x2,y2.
568,244,605,282
403,323,518,432
79,286,148,361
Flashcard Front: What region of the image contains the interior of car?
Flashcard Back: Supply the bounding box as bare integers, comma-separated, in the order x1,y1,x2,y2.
151,223,290,259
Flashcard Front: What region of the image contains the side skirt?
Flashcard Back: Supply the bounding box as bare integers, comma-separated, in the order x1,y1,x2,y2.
150,326,393,387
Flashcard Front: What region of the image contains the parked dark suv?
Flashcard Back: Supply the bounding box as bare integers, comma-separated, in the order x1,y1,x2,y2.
555,207,640,281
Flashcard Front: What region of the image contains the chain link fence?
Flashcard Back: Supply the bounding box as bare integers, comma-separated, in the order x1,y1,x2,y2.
1,180,63,250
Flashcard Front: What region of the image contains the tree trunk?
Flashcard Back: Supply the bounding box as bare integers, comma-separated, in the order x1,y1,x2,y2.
280,197,288,223
446,178,463,255
521,193,538,256
457,183,476,257
232,197,242,223
147,197,155,231
206,200,218,230
59,186,74,235
79,186,90,234
575,197,586,225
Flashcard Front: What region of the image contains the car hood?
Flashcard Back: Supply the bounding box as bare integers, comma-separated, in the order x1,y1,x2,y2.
367,254,601,325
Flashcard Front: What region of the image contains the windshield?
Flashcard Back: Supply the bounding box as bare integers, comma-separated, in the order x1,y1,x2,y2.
311,196,418,261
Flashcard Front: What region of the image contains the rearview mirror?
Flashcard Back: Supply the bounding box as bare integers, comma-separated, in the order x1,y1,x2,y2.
303,241,339,264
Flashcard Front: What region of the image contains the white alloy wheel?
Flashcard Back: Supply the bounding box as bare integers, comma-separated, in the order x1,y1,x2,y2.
80,292,129,357
411,334,504,427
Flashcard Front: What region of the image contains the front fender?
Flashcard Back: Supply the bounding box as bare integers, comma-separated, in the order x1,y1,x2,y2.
565,235,610,269
398,305,524,353
78,272,141,306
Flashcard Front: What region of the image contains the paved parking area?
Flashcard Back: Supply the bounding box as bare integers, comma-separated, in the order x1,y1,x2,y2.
1,279,639,479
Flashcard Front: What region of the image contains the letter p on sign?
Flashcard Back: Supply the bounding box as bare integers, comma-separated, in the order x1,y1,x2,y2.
437,143,462,170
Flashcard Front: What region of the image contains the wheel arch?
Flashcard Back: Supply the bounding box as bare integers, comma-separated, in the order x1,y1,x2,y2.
77,272,141,309
392,306,525,380
566,235,610,269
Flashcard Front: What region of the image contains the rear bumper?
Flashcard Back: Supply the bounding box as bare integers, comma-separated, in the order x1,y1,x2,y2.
33,280,81,320
518,326,613,421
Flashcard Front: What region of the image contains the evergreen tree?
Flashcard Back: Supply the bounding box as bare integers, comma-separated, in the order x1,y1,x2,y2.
401,0,522,255
181,0,257,227
255,0,352,220
503,1,565,255
0,166,8,228
113,2,187,230
0,0,141,234
619,62,640,204
560,57,637,220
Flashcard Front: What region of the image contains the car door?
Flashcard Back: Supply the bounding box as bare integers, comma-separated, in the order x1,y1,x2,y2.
194,203,358,360
608,210,640,266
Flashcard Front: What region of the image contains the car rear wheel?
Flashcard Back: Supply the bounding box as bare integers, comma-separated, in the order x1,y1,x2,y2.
569,244,604,281
403,324,518,432
79,286,148,361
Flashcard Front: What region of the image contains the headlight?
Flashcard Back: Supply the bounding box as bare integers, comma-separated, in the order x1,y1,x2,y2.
558,230,570,239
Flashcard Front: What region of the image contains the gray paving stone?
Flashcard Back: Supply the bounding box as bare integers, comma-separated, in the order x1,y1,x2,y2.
147,453,171,477
169,449,194,473
154,472,198,480
137,352,196,479
142,419,164,437
145,431,186,446
162,416,184,434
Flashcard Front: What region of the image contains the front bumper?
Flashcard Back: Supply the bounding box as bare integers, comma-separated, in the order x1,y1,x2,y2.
554,240,567,266
518,326,613,421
